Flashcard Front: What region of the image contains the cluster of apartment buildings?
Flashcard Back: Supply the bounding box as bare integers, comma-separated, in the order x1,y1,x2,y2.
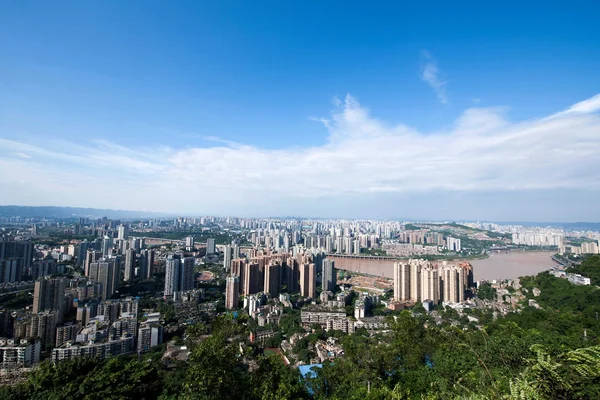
559,241,600,255
397,231,462,251
0,274,164,368
512,231,564,246
393,260,474,305
225,251,337,309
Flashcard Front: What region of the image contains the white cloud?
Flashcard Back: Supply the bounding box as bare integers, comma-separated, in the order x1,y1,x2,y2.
0,93,599,217
12,152,31,159
420,50,447,104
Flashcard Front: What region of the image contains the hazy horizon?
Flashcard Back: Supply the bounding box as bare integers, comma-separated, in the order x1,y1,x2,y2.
1,204,600,225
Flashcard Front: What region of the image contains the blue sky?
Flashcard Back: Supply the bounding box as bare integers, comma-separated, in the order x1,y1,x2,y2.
1,1,600,221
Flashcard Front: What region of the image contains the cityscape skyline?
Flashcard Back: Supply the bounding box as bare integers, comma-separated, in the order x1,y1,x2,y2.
1,204,600,225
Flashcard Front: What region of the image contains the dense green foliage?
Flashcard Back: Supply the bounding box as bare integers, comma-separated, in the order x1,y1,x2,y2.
569,254,600,285
0,357,162,400
360,248,388,256
476,282,496,300
3,270,600,399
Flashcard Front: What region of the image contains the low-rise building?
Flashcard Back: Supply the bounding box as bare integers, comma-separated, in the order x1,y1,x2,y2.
0,338,41,367
249,330,276,346
567,273,591,286
354,317,389,330
138,322,163,352
51,335,135,362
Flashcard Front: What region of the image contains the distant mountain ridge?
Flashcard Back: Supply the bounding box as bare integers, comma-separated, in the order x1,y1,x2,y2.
0,205,170,219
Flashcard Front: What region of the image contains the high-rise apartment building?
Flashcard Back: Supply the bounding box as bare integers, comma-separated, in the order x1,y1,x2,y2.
124,248,136,282
0,240,33,269
410,261,422,302
33,277,66,321
85,249,101,277
128,238,141,252
286,257,299,293
232,245,240,259
353,239,361,255
29,311,59,349
439,264,465,304
101,236,113,257
322,259,336,292
164,256,180,297
421,266,440,304
299,263,316,298
117,224,129,241
89,259,118,300
225,275,240,309
231,258,245,294
243,262,260,296
185,236,195,251
139,249,155,279
446,237,461,252
223,245,232,271
206,238,216,255
0,259,21,284
76,240,89,267
393,262,411,301
179,257,195,291
393,260,468,305
264,262,281,297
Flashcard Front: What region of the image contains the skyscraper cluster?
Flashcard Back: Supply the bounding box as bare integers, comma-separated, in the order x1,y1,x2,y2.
226,251,319,309
393,260,473,304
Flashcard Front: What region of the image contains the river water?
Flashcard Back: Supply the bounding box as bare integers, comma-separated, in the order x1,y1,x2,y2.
469,251,558,282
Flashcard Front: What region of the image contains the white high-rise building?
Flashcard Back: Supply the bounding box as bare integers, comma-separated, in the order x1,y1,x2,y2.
225,276,240,309
117,224,129,241
185,236,195,251
124,248,136,282
232,245,240,259
421,266,439,304
101,236,113,257
164,256,180,297
223,245,232,271
439,263,465,304
353,239,361,255
393,262,411,301
446,237,461,252
410,261,422,302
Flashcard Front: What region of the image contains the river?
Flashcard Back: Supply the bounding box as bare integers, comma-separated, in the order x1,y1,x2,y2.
470,251,558,282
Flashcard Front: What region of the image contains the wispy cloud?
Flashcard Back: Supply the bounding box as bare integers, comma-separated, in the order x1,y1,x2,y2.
1,93,599,217
420,50,447,104
12,152,31,159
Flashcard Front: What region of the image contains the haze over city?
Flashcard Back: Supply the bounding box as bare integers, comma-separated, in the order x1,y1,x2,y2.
1,2,599,221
